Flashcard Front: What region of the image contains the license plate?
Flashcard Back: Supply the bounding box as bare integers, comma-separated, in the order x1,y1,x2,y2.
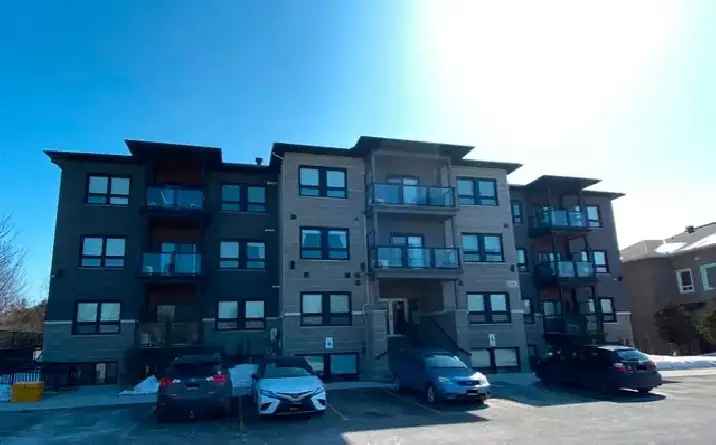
289,406,300,411
186,385,199,391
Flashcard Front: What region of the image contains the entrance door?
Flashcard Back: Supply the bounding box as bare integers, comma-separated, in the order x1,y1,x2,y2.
391,234,427,268
382,298,409,336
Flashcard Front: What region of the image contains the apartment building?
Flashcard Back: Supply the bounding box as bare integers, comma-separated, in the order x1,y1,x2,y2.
621,223,716,354
43,141,279,385
42,136,631,384
510,179,633,362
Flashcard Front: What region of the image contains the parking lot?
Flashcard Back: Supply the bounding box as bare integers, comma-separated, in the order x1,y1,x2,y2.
1,374,715,444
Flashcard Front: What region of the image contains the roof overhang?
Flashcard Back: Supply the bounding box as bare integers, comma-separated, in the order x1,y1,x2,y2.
353,136,474,161
125,140,222,165
523,175,601,195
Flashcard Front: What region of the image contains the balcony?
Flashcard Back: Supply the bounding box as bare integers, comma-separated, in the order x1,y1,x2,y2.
534,260,597,287
529,208,589,238
543,313,604,344
368,183,457,216
371,246,461,279
140,252,203,280
143,186,206,219
137,321,202,348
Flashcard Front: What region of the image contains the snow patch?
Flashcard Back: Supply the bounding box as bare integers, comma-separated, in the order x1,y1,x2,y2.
0,384,10,402
648,354,716,371
683,233,716,251
655,242,685,254
120,375,158,395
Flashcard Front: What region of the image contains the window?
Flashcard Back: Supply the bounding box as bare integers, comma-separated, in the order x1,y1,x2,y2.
516,248,528,272
87,175,130,205
299,353,359,379
700,263,716,291
471,348,520,372
221,184,267,212
676,268,695,293
216,300,265,330
457,178,497,206
219,241,239,269
80,236,126,268
511,201,523,224
300,227,349,260
462,233,504,262
247,186,267,212
599,298,616,323
74,302,120,335
300,292,352,326
219,241,266,270
299,166,347,198
586,205,601,227
592,250,609,273
467,292,511,324
542,300,562,317
522,297,534,323
330,354,358,376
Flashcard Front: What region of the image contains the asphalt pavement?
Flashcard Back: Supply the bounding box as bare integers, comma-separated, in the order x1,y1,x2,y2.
0,374,714,444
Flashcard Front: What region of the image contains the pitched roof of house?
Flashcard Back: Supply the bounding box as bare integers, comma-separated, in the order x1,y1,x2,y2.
620,222,716,262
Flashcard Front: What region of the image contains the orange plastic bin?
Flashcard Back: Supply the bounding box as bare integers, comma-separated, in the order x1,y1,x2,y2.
11,382,44,402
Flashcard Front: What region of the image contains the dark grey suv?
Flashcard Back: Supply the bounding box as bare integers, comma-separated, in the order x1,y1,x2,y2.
156,354,233,421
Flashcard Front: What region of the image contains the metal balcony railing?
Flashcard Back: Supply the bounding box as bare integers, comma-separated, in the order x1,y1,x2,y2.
146,186,204,211
137,321,202,348
373,246,460,270
140,252,203,277
531,208,588,231
369,183,455,207
535,260,596,282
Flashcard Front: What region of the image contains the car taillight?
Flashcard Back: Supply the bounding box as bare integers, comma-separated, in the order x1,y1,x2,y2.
159,377,174,387
207,373,227,384
613,362,627,373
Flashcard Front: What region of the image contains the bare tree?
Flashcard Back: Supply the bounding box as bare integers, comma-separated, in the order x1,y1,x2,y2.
0,214,26,315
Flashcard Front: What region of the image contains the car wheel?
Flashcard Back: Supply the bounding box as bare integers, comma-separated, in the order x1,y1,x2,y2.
425,385,437,404
638,387,652,394
155,408,169,423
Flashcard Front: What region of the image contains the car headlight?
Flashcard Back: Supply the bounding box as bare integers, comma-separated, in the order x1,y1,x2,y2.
437,376,451,383
259,389,280,398
310,386,325,395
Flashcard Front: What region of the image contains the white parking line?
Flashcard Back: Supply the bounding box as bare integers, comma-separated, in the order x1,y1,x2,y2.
381,389,444,415
327,402,350,421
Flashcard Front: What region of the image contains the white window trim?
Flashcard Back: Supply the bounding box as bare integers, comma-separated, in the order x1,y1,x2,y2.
701,263,716,291
675,268,695,293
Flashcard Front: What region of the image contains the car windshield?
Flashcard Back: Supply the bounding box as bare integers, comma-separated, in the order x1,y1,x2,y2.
615,349,649,362
262,363,312,378
424,354,467,368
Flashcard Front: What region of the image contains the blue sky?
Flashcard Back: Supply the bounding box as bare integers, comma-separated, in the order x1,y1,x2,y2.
1,1,715,301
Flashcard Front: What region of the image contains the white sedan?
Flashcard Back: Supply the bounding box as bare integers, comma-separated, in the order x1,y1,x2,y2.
251,356,327,415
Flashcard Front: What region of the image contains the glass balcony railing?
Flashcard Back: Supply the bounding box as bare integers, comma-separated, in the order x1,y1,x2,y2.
146,186,204,211
532,208,587,230
535,260,596,282
137,321,202,347
370,183,455,207
140,252,202,276
543,313,604,337
373,246,460,270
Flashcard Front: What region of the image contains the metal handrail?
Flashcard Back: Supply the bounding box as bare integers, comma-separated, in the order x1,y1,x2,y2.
369,183,456,207
372,246,460,269
140,252,203,276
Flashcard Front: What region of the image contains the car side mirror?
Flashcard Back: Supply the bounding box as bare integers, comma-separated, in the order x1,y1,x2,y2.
251,373,258,380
